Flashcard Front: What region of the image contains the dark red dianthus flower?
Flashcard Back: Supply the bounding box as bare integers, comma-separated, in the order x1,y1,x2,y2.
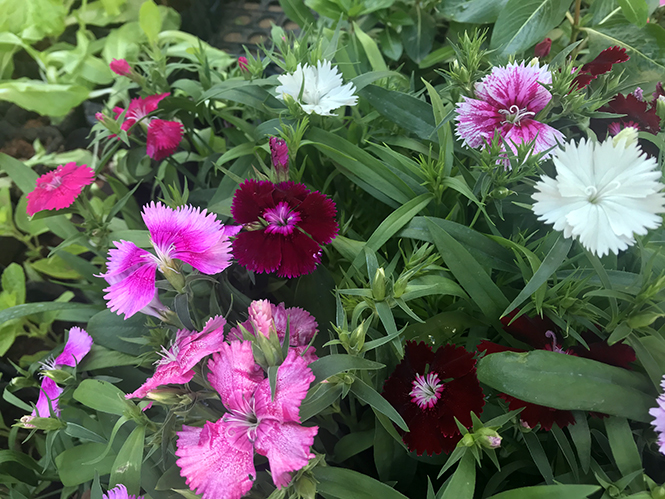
231,180,338,278
382,341,485,456
573,46,629,89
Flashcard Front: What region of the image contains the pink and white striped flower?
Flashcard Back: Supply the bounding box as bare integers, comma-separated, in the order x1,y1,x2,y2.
126,316,227,399
99,202,240,319
176,341,317,499
455,61,564,161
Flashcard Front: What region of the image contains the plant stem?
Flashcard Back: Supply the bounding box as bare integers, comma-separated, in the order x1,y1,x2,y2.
570,0,582,45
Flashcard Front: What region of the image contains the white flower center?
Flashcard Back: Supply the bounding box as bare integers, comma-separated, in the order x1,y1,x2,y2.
499,104,535,125
155,341,179,366
584,181,622,204
223,397,260,442
409,372,444,409
38,356,58,374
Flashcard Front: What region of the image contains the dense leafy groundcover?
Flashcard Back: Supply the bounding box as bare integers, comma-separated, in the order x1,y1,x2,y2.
5,0,665,499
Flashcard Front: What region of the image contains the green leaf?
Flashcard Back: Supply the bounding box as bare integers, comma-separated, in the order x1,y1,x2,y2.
477,350,654,422
487,485,601,499
568,411,591,473
2,263,25,305
110,425,145,496
427,218,509,319
0,302,102,324
139,0,162,44
314,465,410,499
55,443,116,486
358,85,435,140
523,431,554,484
617,0,649,27
350,377,408,431
86,309,150,355
79,345,141,371
0,80,89,117
354,22,388,72
0,151,38,193
64,423,107,444
605,417,644,491
278,0,315,26
401,7,436,63
584,20,665,87
73,379,133,416
490,0,572,57
334,430,374,462
441,452,475,499
309,355,385,385
439,0,510,23
502,235,572,317
300,383,344,421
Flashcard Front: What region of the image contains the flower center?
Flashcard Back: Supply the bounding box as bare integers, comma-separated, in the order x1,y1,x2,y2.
409,372,444,409
544,330,572,355
38,356,58,374
39,174,63,191
155,341,179,366
263,201,301,236
498,104,535,125
585,181,622,204
223,397,260,442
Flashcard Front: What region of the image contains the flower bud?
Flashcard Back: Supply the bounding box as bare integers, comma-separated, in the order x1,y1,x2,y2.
612,126,639,148
238,56,249,73
477,428,502,449
146,388,194,406
627,312,661,329
110,58,132,76
19,415,65,431
651,485,665,499
656,95,665,121
372,268,386,302
460,433,475,447
42,369,72,384
270,137,289,182
294,475,317,499
393,275,408,299
349,321,367,353
534,38,552,58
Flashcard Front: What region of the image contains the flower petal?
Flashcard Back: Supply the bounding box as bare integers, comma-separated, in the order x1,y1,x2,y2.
32,377,63,418
54,327,93,367
102,260,158,319
233,230,283,275
146,119,184,161
208,341,263,413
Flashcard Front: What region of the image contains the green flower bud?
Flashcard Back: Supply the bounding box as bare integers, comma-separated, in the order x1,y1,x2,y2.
294,475,317,499
18,416,65,431
372,268,386,302
613,126,639,148
42,369,72,384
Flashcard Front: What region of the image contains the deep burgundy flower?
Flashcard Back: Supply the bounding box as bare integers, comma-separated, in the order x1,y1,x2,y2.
231,180,338,278
573,46,629,89
601,93,661,135
382,341,485,456
479,310,636,430
534,38,552,58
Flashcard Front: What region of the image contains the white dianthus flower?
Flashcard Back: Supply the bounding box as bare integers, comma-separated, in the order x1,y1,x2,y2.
532,137,665,257
275,60,358,116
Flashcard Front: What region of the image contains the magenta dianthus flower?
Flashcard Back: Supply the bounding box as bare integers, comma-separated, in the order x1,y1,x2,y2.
27,327,93,422
104,484,144,499
146,119,184,161
99,202,240,319
455,62,564,160
176,341,318,499
231,180,338,278
230,299,318,363
650,376,665,455
110,58,132,77
114,93,169,132
26,162,95,216
126,316,226,399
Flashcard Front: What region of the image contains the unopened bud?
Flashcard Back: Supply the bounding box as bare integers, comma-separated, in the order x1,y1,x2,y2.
42,369,72,384
477,428,502,449
651,485,665,499
393,276,408,299
460,433,474,447
372,268,386,302
145,388,193,406
534,38,552,58
19,416,65,431
294,475,317,499
612,126,638,148
656,95,665,120
269,137,289,182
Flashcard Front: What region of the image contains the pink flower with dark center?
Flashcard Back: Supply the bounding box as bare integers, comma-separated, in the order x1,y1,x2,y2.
175,341,318,499
382,341,485,456
99,202,240,319
146,119,184,160
126,316,226,399
455,62,565,160
110,58,132,76
231,180,338,278
115,93,170,132
28,328,93,422
229,299,318,363
238,56,249,72
104,484,144,499
26,162,95,216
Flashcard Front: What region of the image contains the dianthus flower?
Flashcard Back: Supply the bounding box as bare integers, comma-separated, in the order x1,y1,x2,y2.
573,46,629,89
601,93,661,135
238,56,249,72
275,60,358,116
650,376,665,455
176,341,318,499
114,93,169,131
110,58,132,77
26,327,93,422
229,299,318,363
532,136,665,257
126,316,226,399
455,61,565,160
99,202,240,319
478,310,636,431
26,162,95,216
231,180,338,278
146,119,184,160
381,341,485,456
104,484,144,499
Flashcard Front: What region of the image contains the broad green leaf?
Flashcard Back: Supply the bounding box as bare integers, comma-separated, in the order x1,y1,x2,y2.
278,0,315,26
55,443,116,486
108,230,151,248
64,423,107,444
139,0,162,44
350,377,408,431
0,302,102,324
0,80,89,117
79,345,141,371
2,263,25,305
439,0,510,23
354,22,388,72
487,485,601,499
73,379,133,416
441,452,475,499
490,0,572,57
31,255,81,280
477,350,654,422
584,20,665,87
314,465,410,499
310,355,385,385
358,85,435,140
300,383,344,421
605,417,644,491
0,151,38,193
401,7,436,63
617,0,649,26
569,411,591,473
334,430,374,462
427,218,509,320
110,425,145,495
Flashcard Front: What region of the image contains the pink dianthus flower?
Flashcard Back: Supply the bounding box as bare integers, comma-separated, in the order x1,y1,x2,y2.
104,484,144,499
26,327,93,422
98,202,240,319
110,58,132,76
126,316,227,399
114,93,169,132
26,162,95,216
455,61,564,160
146,119,184,161
231,180,338,278
230,299,318,363
176,341,318,499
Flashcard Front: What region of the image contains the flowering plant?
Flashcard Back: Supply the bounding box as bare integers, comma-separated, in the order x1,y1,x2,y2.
4,3,665,499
